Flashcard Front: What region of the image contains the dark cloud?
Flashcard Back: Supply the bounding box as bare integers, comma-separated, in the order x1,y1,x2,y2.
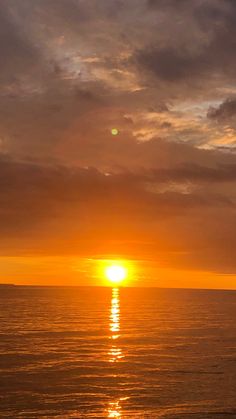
148,163,236,183
1,154,228,237
136,0,236,89
136,46,200,82
208,98,236,121
147,0,188,8
0,2,40,85
161,121,172,128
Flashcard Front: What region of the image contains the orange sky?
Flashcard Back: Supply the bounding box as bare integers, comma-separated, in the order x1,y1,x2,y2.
1,256,236,290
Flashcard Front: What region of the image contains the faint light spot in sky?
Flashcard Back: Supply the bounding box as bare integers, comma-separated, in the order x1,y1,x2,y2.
111,128,119,136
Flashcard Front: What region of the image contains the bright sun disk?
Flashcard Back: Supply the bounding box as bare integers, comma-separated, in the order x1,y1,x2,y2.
105,265,127,284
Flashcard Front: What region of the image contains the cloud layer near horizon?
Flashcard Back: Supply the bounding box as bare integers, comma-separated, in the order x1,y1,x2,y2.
1,153,236,274
1,0,236,277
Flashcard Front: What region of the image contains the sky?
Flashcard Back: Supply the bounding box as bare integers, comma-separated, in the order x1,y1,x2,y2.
1,0,236,288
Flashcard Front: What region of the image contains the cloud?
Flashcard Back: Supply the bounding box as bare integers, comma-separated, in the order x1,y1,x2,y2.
134,0,236,95
208,98,236,121
0,2,40,86
136,46,203,82
148,163,236,183
1,0,236,157
0,154,236,274
147,0,189,8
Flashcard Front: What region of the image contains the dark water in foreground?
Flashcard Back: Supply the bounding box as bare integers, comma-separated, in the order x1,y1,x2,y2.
0,286,236,418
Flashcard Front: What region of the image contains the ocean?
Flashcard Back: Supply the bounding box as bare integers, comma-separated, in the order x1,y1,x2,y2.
0,286,236,418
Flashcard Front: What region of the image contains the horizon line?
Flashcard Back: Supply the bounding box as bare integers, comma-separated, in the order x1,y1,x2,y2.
0,284,236,292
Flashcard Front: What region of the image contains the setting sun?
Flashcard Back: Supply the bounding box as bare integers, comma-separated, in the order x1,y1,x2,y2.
105,265,127,284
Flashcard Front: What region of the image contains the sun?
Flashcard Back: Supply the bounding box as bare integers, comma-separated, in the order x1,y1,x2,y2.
105,264,127,285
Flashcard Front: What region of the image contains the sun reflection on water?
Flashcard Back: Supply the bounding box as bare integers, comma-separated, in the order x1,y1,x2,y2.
107,397,129,418
106,288,129,417
108,399,121,418
109,288,124,362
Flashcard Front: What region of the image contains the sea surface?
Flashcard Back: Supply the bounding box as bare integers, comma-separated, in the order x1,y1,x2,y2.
0,286,236,418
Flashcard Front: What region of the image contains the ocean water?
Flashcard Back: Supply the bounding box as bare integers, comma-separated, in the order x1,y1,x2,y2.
0,286,236,418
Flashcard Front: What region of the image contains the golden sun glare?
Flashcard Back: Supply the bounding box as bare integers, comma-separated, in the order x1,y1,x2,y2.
105,264,127,284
